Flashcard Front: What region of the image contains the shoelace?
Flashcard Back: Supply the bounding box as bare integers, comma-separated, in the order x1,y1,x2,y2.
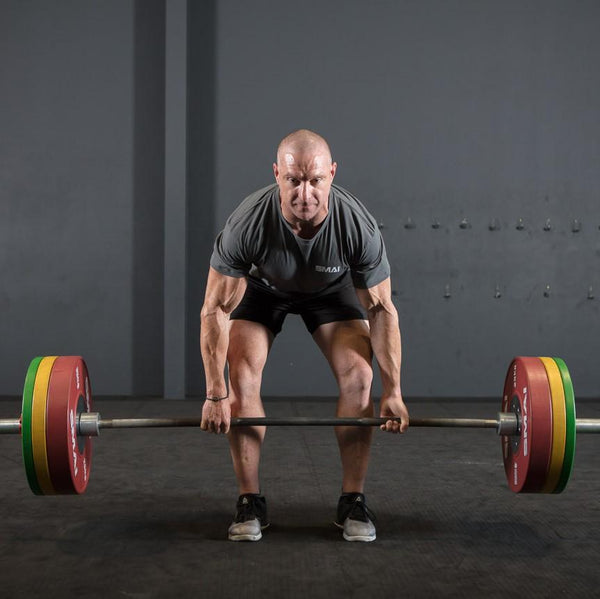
235,498,261,522
347,499,377,523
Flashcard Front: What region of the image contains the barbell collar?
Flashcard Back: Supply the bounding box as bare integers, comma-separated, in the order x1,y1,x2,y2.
496,412,520,436
79,412,101,437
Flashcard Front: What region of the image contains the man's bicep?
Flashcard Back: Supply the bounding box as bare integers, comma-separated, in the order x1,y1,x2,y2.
204,267,247,314
355,277,393,312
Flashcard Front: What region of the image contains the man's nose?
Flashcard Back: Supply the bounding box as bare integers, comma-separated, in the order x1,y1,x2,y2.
299,181,311,200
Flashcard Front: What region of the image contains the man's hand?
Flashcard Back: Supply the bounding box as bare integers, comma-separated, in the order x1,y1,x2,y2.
379,394,409,433
200,398,231,434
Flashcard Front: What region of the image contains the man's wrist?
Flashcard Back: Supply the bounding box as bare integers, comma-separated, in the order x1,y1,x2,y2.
205,394,229,402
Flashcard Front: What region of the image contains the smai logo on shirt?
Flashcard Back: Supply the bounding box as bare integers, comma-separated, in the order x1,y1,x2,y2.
315,265,342,273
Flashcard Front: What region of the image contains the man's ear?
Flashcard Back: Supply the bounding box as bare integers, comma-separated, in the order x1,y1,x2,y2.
330,161,338,180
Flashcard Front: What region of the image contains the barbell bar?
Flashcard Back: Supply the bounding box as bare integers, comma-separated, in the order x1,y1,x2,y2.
4,354,598,496
4,414,600,436
0,414,514,434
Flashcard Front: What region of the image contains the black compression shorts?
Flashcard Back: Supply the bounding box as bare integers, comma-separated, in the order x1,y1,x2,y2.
230,278,367,336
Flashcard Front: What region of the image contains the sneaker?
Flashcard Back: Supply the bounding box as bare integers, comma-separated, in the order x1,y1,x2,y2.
228,494,269,541
335,492,376,542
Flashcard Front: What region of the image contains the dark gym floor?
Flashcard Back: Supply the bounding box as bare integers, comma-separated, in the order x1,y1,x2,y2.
1,396,600,599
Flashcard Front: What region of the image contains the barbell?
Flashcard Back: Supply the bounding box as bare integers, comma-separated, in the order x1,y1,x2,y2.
2,354,598,495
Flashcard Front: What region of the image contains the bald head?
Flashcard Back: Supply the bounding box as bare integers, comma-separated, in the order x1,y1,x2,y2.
276,129,332,166
273,129,337,231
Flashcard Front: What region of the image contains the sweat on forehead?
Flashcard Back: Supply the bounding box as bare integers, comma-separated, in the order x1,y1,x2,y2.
276,129,332,164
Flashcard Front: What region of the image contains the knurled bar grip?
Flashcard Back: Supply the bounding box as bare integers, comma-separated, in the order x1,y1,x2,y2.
98,416,502,429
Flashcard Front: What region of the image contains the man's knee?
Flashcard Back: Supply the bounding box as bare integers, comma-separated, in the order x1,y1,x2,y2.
227,321,271,392
337,361,373,398
228,351,264,393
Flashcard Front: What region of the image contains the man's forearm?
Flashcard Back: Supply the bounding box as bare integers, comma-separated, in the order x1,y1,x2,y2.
199,268,247,398
368,307,402,396
200,309,230,397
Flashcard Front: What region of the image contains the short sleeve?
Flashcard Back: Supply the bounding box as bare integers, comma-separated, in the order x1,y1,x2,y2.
350,229,391,289
209,226,250,278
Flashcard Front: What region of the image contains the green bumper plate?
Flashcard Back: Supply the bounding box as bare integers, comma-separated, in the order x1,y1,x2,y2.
22,357,43,495
552,357,576,493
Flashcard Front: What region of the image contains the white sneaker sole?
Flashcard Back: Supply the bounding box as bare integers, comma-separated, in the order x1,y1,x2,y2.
335,521,376,542
342,532,376,542
228,531,262,542
228,523,269,542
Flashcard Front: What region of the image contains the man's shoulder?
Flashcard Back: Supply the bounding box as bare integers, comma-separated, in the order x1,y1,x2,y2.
331,183,360,204
227,184,279,227
330,184,378,233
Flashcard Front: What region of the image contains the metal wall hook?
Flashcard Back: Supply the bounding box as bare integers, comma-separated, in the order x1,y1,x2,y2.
444,284,451,299
543,285,551,298
588,286,595,300
543,219,552,231
459,218,471,230
516,218,525,231
404,217,416,230
488,218,499,231
431,218,441,229
572,219,581,233
494,285,502,299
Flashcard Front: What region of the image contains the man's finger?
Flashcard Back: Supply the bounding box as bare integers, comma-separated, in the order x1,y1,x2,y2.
380,418,406,434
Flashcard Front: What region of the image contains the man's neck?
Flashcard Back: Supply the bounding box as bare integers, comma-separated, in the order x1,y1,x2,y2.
288,218,325,239
280,202,328,239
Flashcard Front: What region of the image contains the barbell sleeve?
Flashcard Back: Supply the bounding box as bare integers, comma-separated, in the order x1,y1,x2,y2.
0,419,21,434
574,419,600,433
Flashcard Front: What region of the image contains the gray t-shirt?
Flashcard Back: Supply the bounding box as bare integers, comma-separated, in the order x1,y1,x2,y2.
210,183,390,295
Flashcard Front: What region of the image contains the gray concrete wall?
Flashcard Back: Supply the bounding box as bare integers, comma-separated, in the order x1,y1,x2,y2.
2,1,599,399
205,0,600,397
186,0,217,396
1,0,164,396
133,0,165,396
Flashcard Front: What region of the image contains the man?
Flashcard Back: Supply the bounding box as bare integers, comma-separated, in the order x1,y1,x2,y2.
200,129,409,542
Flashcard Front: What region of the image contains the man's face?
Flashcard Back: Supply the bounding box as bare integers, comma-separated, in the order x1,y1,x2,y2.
273,151,337,225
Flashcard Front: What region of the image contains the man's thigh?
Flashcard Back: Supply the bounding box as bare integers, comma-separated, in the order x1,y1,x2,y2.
228,319,273,370
311,319,372,373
